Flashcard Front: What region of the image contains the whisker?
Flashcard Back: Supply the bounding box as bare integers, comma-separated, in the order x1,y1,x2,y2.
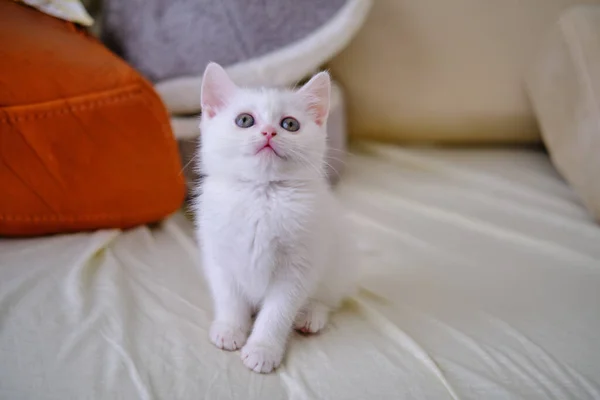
179,154,198,175
285,148,326,179
322,147,348,154
289,149,334,180
323,155,348,165
326,148,356,158
294,147,349,168
320,160,341,179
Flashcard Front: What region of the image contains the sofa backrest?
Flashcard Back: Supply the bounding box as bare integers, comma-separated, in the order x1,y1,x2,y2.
329,0,600,143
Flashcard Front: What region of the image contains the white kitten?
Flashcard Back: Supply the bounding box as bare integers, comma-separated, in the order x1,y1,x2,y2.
194,63,356,374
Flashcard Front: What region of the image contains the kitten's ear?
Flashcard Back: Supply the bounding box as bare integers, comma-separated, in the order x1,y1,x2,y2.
297,71,331,126
201,62,237,118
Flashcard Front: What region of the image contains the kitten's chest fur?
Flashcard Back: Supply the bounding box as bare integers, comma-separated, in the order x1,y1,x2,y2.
199,178,318,300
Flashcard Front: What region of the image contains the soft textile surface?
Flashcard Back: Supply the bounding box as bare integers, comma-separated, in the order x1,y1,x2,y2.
100,0,365,85
153,0,372,114
527,5,600,220
0,1,185,236
18,0,93,25
1,144,599,399
328,0,600,143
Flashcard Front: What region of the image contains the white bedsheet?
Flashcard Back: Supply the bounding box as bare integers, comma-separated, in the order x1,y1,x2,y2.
1,143,599,400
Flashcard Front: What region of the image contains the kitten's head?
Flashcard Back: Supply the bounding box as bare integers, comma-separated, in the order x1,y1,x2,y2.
199,63,330,181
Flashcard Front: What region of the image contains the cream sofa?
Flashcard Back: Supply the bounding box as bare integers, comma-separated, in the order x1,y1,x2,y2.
330,0,600,143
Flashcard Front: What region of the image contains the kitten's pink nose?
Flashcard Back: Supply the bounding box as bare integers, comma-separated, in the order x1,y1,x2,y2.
261,126,277,138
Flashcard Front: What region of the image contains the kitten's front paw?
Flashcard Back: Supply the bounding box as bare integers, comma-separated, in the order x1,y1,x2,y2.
294,301,330,334
241,342,284,373
209,321,248,351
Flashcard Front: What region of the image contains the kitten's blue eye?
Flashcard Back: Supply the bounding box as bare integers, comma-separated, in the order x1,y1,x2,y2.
280,117,300,132
235,113,254,128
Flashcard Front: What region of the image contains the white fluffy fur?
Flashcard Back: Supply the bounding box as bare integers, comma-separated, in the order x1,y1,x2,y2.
194,63,356,373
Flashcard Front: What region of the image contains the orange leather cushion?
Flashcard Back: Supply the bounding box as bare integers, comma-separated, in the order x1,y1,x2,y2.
0,2,185,236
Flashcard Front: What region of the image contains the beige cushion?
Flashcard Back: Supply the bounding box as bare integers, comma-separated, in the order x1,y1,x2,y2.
329,0,600,143
527,5,600,220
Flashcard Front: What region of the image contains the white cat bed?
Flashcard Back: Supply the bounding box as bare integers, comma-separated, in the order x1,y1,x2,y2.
154,0,372,114
176,81,347,196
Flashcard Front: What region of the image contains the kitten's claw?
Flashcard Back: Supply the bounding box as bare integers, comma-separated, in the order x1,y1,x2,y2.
241,342,283,373
294,302,329,334
209,321,248,351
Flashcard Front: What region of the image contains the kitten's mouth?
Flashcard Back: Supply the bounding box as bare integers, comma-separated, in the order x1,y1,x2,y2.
256,143,283,158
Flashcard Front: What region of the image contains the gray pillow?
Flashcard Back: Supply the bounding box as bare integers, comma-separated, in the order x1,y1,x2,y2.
101,0,372,114
104,0,348,82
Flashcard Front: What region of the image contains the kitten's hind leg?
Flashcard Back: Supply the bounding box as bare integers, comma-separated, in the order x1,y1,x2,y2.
294,299,330,334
